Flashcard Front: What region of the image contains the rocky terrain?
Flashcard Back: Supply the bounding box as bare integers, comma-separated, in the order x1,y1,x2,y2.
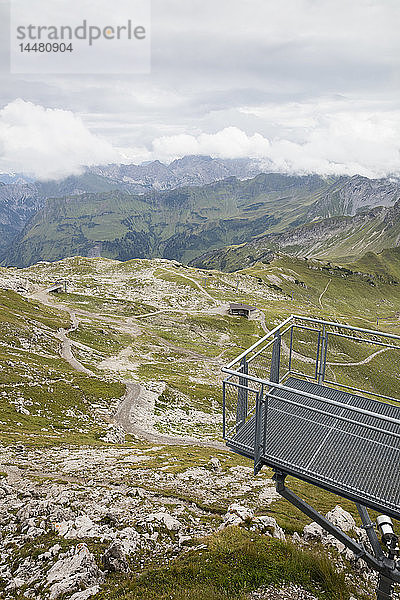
1,254,400,598
306,175,400,219
0,447,383,600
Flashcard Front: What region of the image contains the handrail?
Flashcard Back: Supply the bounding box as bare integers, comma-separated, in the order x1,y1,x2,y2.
224,315,293,369
226,314,400,372
293,315,400,342
222,368,400,428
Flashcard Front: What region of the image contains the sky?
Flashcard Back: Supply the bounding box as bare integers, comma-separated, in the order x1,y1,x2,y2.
0,0,400,180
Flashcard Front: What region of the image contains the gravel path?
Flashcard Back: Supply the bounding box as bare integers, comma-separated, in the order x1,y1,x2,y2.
113,382,224,448
31,285,225,449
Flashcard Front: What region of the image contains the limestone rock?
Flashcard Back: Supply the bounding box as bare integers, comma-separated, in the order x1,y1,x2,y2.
326,506,356,532
252,515,286,541
145,511,182,532
101,424,126,444
46,543,104,599
209,457,222,472
70,586,100,600
219,503,255,529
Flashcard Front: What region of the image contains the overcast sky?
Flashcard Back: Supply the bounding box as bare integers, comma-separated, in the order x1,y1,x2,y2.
0,0,399,179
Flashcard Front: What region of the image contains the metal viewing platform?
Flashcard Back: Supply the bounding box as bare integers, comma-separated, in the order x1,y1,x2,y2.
222,315,400,599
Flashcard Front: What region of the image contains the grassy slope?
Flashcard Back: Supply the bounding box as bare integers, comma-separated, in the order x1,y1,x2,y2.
192,203,400,271
0,286,124,446
95,527,351,600
5,174,332,268
4,254,400,599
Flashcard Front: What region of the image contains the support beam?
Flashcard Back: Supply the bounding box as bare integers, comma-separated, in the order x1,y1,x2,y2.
273,471,400,588
377,576,393,600
356,503,385,561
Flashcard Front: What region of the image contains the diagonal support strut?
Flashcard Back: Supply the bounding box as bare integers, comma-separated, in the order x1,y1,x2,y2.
273,470,400,599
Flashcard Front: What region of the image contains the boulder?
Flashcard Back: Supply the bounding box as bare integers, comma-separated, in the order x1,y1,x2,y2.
209,457,222,472
53,515,113,540
303,522,325,542
46,543,104,599
145,511,182,533
219,503,254,529
252,515,286,541
326,506,356,532
70,586,100,600
101,424,125,444
102,541,130,573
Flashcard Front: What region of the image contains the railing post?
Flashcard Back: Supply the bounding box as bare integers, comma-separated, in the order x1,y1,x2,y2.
270,331,281,383
254,385,265,474
222,381,226,439
318,326,328,384
377,575,393,600
288,326,294,373
236,356,248,431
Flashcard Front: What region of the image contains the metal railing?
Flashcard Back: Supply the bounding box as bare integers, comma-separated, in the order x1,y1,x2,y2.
222,315,400,466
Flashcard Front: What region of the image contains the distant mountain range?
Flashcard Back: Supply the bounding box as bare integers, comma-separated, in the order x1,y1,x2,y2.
90,155,266,191
4,172,328,267
0,156,265,260
1,155,400,269
191,198,400,271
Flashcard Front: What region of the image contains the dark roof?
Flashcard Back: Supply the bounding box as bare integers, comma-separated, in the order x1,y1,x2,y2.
229,303,256,311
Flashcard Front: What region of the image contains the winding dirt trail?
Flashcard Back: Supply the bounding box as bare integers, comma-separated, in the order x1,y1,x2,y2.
319,279,331,308
31,287,95,376
30,285,225,449
114,382,224,448
159,267,217,303
55,326,95,376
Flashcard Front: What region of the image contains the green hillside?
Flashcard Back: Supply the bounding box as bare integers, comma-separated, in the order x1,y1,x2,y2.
3,173,332,268
192,202,400,271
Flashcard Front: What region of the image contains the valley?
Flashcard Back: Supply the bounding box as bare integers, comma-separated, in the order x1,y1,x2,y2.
1,163,399,271
1,251,400,599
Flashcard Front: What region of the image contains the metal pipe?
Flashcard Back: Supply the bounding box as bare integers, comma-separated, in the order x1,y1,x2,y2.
327,331,400,350
292,315,400,342
222,369,400,429
222,381,226,439
356,504,386,561
322,379,400,405
225,315,293,369
376,575,393,600
222,378,259,394
288,326,293,372
248,324,293,363
274,473,400,599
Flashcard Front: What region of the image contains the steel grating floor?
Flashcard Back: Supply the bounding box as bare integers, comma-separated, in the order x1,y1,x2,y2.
227,377,400,519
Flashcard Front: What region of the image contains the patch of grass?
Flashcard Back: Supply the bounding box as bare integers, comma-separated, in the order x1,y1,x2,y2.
95,527,352,600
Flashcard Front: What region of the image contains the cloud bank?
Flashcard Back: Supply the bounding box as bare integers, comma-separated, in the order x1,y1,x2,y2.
0,100,121,180
0,99,399,180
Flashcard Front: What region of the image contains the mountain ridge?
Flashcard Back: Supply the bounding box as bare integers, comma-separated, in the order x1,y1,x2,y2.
2,172,331,267
191,202,400,271
2,159,400,269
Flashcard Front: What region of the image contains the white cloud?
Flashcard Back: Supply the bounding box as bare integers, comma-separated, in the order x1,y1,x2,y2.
0,99,399,180
0,99,123,180
151,105,400,178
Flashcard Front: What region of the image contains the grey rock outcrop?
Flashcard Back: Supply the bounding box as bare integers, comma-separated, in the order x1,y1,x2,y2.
46,543,104,599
